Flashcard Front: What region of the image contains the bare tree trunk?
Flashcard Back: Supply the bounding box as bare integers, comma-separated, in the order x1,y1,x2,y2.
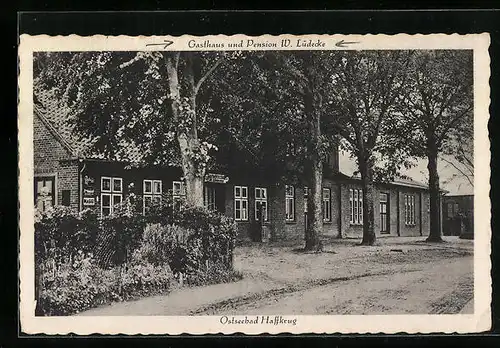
427,146,443,242
268,183,286,241
304,103,323,252
166,53,205,207
359,153,377,246
305,158,324,251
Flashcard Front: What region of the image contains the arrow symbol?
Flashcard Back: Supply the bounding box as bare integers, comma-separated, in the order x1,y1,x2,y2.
146,40,174,49
335,40,360,48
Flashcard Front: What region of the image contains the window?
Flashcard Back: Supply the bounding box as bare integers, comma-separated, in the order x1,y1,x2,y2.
61,190,71,206
285,185,295,221
204,186,217,211
143,179,162,214
380,193,389,233
172,181,185,210
304,186,309,213
447,202,454,218
234,186,248,221
322,188,331,222
255,187,268,221
101,177,122,216
405,194,416,225
349,188,363,225
34,176,56,212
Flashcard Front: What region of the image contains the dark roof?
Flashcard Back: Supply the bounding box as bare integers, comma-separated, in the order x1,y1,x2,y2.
390,178,429,189
34,86,145,163
346,173,429,190
324,170,352,181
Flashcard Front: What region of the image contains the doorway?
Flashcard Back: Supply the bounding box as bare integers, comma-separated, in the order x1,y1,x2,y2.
380,192,390,234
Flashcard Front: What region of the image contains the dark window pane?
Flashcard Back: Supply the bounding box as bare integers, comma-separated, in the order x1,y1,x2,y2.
61,190,71,206
102,194,111,206
102,178,111,191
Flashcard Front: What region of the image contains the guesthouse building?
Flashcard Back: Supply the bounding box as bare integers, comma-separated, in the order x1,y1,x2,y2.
34,87,432,241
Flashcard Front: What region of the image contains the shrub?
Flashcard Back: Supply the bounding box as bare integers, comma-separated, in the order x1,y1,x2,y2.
35,206,99,265
37,250,174,316
133,207,237,276
120,261,174,300
186,264,244,287
173,206,237,270
35,202,240,315
37,252,110,315
98,210,146,267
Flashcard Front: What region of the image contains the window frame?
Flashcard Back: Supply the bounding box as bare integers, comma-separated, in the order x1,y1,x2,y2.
350,188,363,225
254,187,268,222
285,185,295,222
143,179,163,214
172,180,185,211
405,194,416,226
34,175,57,212
101,176,123,217
204,186,217,211
234,185,249,221
322,188,331,222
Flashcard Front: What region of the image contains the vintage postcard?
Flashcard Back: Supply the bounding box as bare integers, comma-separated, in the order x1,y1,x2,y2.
18,33,491,334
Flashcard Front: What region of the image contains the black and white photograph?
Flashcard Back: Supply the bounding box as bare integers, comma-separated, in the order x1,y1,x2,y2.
18,34,491,334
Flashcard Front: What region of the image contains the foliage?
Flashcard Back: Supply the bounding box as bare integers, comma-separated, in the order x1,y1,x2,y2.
34,51,241,206
99,207,146,266
400,50,473,158
323,50,416,181
135,207,237,274
398,50,473,241
185,264,244,287
35,206,100,264
37,251,173,316
119,261,174,301
35,203,238,316
37,251,114,315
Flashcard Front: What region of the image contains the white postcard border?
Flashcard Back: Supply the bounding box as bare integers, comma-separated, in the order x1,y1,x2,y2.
18,33,492,335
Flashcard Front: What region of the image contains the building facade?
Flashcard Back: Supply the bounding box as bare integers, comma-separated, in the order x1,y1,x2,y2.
442,194,474,238
34,90,432,241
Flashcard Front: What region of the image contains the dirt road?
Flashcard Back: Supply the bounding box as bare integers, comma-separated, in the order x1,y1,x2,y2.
194,256,473,315
79,237,473,316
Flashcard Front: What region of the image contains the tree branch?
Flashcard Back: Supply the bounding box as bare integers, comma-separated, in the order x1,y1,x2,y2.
440,156,474,186
436,105,473,145
119,53,142,69
174,52,180,71
194,57,224,96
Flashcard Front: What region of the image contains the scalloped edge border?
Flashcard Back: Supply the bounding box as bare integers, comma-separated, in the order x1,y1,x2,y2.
18,33,492,335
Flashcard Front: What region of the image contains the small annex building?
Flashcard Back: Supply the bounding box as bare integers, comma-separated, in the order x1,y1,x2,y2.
34,88,432,242
442,194,474,238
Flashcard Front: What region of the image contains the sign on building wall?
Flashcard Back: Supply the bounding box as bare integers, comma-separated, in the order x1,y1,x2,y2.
204,173,229,184
83,197,96,206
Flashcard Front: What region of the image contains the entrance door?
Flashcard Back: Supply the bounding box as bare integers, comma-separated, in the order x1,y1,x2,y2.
204,186,217,211
204,184,226,213
380,193,389,234
35,176,56,211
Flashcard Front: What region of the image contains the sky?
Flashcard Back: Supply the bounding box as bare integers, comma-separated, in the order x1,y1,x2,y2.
338,152,473,196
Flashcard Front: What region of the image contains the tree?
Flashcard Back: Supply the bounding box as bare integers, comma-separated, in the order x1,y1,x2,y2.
210,51,335,250
441,126,474,188
401,50,473,242
325,51,413,245
34,51,233,207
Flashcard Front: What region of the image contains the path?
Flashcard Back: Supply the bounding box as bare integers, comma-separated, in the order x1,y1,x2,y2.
78,236,473,316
